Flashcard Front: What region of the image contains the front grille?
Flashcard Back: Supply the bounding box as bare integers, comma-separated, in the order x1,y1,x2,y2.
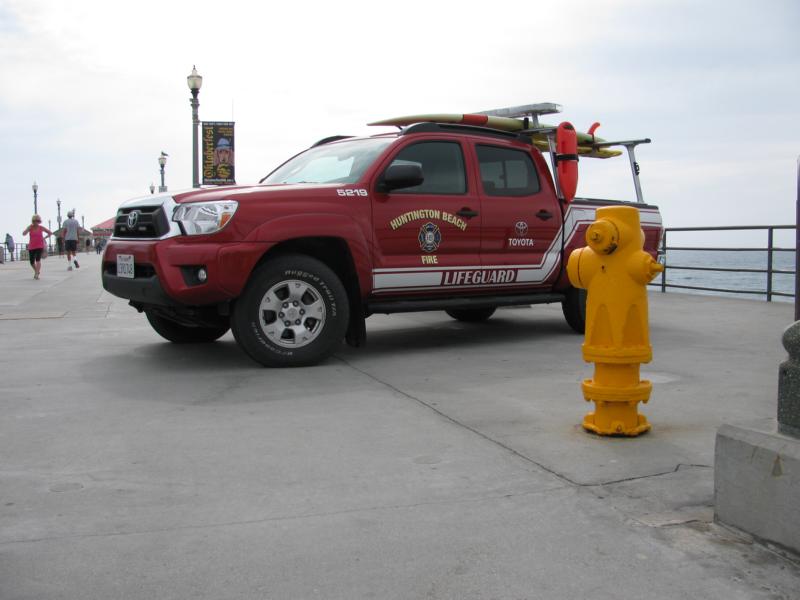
114,206,170,238
104,262,156,278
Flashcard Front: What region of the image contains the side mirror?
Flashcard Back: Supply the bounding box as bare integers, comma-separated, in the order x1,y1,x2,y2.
378,162,424,192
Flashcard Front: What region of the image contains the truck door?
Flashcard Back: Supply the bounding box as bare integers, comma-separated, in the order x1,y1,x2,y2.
473,143,562,289
371,139,482,296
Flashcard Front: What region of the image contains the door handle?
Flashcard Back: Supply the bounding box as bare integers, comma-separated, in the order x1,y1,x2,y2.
536,209,553,221
457,207,479,218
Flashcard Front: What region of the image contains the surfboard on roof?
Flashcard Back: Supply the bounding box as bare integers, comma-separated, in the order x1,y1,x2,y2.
367,104,623,159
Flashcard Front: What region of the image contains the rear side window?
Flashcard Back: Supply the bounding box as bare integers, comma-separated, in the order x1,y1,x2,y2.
388,141,466,195
476,145,540,196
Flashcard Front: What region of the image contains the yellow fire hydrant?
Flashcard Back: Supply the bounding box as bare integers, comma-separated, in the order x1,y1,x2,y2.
566,205,664,436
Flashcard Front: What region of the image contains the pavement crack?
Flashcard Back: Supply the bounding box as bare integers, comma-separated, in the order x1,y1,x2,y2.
334,357,713,489
0,486,571,546
597,463,713,487
334,355,581,486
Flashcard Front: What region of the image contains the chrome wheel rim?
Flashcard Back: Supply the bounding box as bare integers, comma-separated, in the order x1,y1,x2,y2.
258,279,326,348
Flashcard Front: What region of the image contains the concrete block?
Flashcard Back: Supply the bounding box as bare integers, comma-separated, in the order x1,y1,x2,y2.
714,423,800,554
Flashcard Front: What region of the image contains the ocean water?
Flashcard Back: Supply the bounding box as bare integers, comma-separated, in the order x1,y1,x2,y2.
652,249,797,303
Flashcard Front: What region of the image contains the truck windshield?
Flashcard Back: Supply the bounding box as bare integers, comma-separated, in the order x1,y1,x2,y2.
262,138,394,185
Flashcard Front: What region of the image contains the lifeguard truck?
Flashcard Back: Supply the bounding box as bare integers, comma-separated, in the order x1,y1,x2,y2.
103,103,662,367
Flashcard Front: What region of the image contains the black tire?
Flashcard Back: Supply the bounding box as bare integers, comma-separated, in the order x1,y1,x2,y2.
562,286,587,333
145,311,230,343
231,254,350,367
445,307,496,322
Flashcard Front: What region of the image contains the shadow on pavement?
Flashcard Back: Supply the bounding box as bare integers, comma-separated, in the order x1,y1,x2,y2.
341,313,577,358
90,311,577,374
95,338,256,372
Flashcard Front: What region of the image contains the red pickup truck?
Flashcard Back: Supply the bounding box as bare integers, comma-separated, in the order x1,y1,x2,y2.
103,104,662,367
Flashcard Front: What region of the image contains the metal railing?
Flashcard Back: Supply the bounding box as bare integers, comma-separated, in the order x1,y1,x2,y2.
1,243,34,263
2,239,102,262
2,241,65,262
651,225,797,302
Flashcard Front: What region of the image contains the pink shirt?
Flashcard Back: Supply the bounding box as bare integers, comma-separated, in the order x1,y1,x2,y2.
28,225,45,250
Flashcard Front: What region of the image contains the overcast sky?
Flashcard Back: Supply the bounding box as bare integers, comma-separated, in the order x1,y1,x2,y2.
1,0,798,246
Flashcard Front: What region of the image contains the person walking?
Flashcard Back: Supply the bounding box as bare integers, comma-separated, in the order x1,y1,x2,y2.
22,215,52,280
62,210,81,270
4,233,13,261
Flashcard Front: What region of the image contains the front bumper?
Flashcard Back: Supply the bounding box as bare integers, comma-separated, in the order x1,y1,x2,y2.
102,238,271,306
103,272,173,305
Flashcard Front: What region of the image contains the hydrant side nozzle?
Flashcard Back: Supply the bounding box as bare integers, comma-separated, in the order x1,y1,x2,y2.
567,246,588,289
627,252,664,285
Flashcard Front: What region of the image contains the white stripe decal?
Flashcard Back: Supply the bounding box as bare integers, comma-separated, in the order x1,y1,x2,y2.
372,205,661,292
374,271,442,289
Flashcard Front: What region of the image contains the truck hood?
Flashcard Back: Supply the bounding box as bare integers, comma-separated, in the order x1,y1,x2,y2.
171,183,340,204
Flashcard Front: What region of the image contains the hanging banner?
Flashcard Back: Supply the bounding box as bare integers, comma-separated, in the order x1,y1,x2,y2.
202,121,235,185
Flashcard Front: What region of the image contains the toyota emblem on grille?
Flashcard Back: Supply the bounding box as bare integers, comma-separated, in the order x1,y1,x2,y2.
515,221,528,237
127,210,140,229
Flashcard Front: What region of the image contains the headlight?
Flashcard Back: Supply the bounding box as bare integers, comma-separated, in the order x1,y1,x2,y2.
173,201,238,235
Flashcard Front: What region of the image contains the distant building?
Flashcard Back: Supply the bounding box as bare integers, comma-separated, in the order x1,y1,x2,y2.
91,217,116,241
52,225,94,254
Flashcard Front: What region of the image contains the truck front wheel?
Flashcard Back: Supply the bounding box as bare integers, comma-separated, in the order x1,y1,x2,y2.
145,311,230,343
231,255,350,367
562,286,587,333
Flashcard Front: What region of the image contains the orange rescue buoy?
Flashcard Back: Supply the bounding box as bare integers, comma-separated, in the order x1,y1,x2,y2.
557,122,579,202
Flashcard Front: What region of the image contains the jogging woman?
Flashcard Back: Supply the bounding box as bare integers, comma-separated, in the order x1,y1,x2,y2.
22,215,52,280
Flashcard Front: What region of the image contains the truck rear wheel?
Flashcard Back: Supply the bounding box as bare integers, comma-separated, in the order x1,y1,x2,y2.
562,286,587,333
231,255,350,367
445,307,496,322
145,311,229,343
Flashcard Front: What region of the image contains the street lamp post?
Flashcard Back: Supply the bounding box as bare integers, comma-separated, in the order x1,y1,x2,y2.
56,198,62,229
187,65,203,188
32,181,38,214
158,153,168,192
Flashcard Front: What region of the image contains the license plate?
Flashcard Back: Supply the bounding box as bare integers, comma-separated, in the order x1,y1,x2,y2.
117,254,134,279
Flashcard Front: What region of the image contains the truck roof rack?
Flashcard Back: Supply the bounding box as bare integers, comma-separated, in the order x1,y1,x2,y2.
401,122,531,143
477,102,562,128
478,105,652,204
369,104,651,204
592,138,652,204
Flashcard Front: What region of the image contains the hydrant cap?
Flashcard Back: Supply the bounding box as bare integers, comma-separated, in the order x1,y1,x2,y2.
586,220,619,255
595,206,644,250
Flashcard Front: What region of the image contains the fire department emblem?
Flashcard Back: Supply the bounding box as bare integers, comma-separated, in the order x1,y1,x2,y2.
418,222,441,253
515,221,528,237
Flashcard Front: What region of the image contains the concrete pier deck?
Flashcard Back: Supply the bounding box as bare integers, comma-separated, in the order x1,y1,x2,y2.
1,253,798,599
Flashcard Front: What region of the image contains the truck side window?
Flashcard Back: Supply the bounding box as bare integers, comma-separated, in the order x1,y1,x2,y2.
476,145,540,197
389,142,466,195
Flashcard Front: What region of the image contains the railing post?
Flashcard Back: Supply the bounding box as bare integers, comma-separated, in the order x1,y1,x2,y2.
661,229,667,293
796,156,800,321
767,227,774,302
